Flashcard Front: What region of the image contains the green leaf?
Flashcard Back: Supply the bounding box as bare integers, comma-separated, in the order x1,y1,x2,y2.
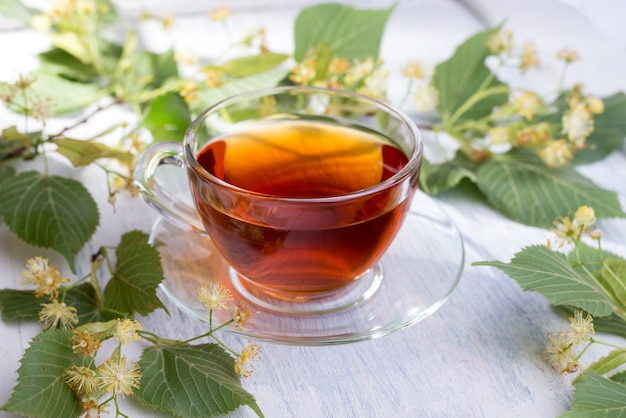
586,349,626,378
30,71,103,114
132,49,180,89
103,230,166,316
433,27,509,124
1,330,84,418
473,245,614,317
0,282,109,323
39,47,99,82
294,3,394,62
192,68,288,113
219,52,290,78
476,150,625,227
56,137,133,166
419,152,479,195
0,171,99,272
0,0,35,26
596,258,626,314
142,93,191,143
137,343,264,418
561,371,626,417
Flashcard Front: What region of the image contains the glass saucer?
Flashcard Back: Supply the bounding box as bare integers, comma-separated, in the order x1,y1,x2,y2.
150,190,464,346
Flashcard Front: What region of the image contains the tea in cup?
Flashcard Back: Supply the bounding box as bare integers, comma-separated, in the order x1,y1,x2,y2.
134,86,422,305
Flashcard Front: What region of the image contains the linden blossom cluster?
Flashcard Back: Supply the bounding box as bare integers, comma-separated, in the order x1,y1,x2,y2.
399,28,605,168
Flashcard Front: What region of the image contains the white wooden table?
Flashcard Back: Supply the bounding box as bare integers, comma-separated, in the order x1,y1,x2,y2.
1,1,626,417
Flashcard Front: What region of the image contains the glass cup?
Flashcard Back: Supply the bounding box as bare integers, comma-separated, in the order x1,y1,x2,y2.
134,86,422,308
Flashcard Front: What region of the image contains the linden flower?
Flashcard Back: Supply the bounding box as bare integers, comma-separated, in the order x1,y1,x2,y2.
586,96,604,114
180,81,198,104
562,102,594,147
160,14,175,30
328,58,350,76
114,319,142,345
557,48,580,63
358,69,388,100
513,91,543,121
232,301,255,330
71,330,101,357
197,283,233,310
539,139,573,168
545,332,578,374
540,142,569,169
39,300,79,331
22,257,70,299
487,126,511,145
344,57,376,86
289,60,316,86
413,85,439,112
203,68,222,88
550,213,577,246
520,41,540,73
515,123,550,147
235,342,262,378
568,310,594,345
401,60,426,79
97,356,141,396
209,6,231,22
486,30,513,55
573,205,596,229
65,365,99,396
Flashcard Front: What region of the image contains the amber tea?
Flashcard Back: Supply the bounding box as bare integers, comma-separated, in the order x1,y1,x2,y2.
191,119,415,298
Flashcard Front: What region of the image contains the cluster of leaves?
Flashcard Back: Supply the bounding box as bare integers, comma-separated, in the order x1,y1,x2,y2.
414,28,626,227
475,207,626,415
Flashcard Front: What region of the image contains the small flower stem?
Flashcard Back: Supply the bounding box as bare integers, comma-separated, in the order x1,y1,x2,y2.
574,340,595,362
446,85,509,128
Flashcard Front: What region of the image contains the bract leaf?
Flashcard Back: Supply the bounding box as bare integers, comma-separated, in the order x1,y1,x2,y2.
561,371,626,417
596,258,626,314
219,52,289,78
474,245,614,317
137,343,264,418
103,230,166,316
419,152,479,195
433,27,509,124
143,93,191,143
586,349,626,378
1,330,85,418
476,150,625,227
39,47,99,82
56,137,133,166
0,171,99,272
294,3,394,62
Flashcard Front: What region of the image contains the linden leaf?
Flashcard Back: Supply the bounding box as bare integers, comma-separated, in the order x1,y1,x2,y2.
473,245,614,317
39,47,99,82
143,93,191,143
28,71,103,114
433,27,509,124
476,150,625,227
219,52,290,78
419,152,479,195
294,3,394,62
585,349,626,379
1,330,85,418
0,171,99,272
561,371,626,417
595,258,626,314
56,137,133,166
0,283,108,323
103,230,166,317
137,343,264,418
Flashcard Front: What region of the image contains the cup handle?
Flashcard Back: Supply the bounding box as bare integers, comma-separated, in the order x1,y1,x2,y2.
133,142,205,232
